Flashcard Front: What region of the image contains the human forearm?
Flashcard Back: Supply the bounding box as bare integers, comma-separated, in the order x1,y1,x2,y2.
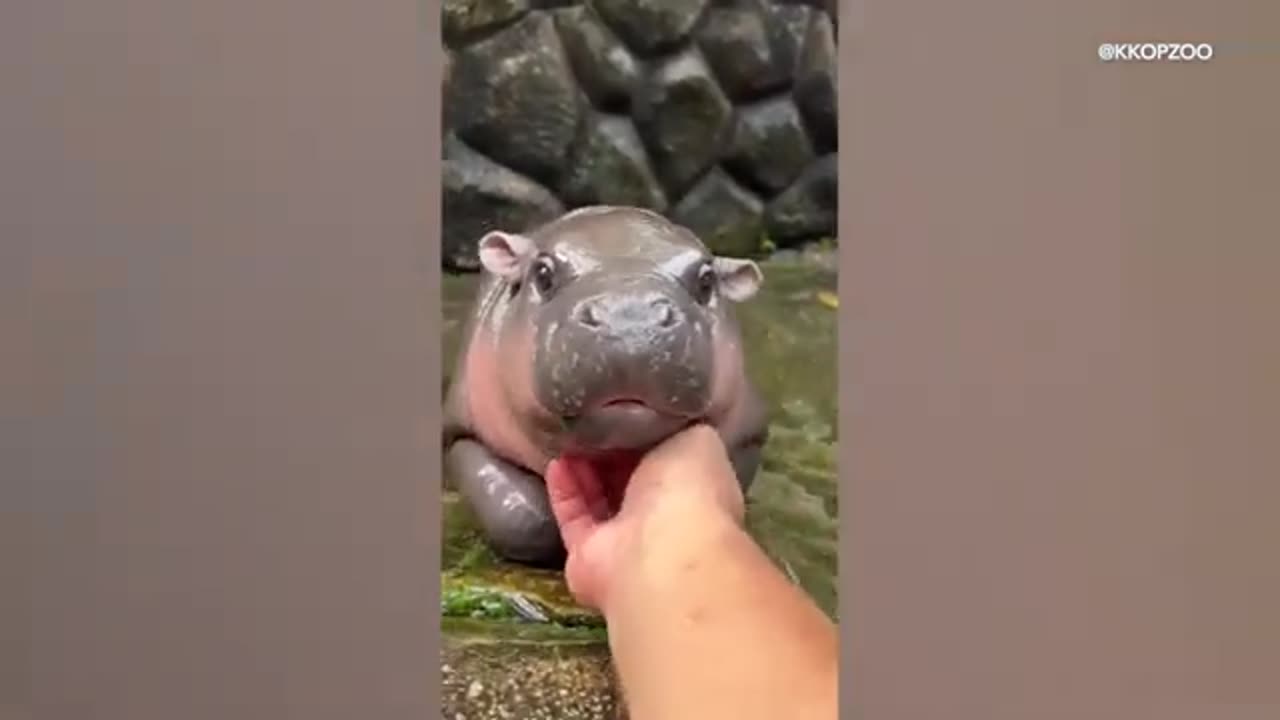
602,496,838,720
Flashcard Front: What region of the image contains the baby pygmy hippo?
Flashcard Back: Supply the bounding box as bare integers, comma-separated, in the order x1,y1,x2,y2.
443,206,769,566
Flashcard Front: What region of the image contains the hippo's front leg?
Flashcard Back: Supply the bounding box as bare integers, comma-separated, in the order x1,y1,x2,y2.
446,439,566,567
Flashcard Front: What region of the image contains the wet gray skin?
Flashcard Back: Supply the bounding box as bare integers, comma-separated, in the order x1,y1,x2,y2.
443,206,770,567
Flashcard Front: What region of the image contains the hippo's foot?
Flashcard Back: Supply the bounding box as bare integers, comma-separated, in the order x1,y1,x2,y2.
446,439,567,568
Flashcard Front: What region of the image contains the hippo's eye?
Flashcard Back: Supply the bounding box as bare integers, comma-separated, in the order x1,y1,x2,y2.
530,255,557,298
694,263,717,304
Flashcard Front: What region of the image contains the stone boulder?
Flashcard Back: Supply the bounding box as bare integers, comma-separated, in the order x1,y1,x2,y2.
725,96,817,195
633,48,735,199
794,11,838,153
559,113,668,212
590,0,710,55
765,153,837,246
442,134,565,271
552,5,640,111
672,168,765,257
442,0,530,47
694,6,787,101
445,12,584,188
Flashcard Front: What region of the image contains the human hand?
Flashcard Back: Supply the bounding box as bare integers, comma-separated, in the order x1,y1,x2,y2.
545,424,746,612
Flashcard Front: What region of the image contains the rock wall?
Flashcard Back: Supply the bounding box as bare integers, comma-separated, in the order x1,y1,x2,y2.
442,0,839,271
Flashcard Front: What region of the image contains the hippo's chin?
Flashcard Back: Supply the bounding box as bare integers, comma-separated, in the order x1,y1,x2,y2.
559,401,695,455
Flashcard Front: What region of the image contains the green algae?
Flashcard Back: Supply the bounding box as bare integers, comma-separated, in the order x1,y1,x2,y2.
442,491,504,571
443,617,609,646
441,568,606,627
746,399,840,620
441,584,523,621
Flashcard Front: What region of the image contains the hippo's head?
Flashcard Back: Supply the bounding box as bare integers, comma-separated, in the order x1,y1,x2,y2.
474,207,763,458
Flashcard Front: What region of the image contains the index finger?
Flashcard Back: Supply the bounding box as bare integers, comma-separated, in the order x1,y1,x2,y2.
545,457,599,551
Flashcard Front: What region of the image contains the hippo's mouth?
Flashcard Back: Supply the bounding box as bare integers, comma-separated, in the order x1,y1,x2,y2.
559,397,698,455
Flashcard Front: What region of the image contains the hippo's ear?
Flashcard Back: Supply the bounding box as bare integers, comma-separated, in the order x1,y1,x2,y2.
477,231,537,281
712,257,764,302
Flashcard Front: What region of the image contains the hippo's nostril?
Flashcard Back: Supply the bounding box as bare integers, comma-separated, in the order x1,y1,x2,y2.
659,305,677,328
576,303,601,328
652,298,679,328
